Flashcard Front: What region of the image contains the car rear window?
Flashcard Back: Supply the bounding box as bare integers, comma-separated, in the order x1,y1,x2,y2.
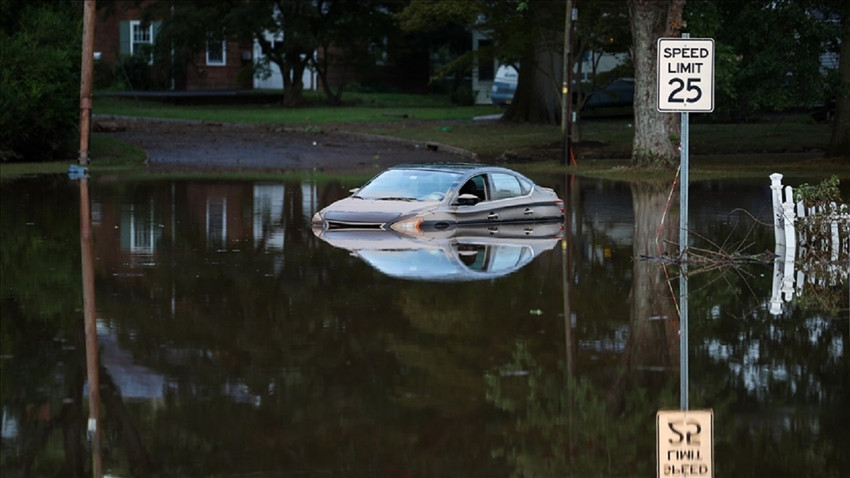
490,173,527,200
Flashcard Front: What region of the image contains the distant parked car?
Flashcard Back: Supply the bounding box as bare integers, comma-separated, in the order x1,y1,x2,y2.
490,65,634,110
491,65,519,108
584,77,634,108
311,163,564,236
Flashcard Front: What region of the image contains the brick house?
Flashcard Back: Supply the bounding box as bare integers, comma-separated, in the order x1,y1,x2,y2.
92,1,436,95
93,0,252,91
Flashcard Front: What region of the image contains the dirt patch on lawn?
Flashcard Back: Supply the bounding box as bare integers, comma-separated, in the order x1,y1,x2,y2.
98,116,477,172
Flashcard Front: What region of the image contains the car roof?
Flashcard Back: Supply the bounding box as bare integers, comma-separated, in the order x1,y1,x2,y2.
385,163,520,176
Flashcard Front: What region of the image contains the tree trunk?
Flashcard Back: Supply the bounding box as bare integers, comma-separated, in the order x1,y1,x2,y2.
255,36,306,108
501,7,562,125
828,3,850,159
282,51,306,108
627,0,685,168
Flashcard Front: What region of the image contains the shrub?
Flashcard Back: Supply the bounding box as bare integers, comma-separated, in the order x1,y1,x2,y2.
0,4,80,162
94,59,118,90
113,53,164,91
451,85,475,106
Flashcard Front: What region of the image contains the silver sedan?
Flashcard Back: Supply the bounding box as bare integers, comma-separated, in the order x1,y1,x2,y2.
311,163,564,236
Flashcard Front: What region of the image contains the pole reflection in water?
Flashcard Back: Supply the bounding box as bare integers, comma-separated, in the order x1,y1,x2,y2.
77,173,102,478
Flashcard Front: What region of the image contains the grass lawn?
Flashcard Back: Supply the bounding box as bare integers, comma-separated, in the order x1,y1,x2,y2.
3,92,846,180
0,134,147,180
93,92,504,124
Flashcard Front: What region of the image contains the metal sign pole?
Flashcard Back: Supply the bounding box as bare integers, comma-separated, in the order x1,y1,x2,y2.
678,31,691,412
679,109,689,411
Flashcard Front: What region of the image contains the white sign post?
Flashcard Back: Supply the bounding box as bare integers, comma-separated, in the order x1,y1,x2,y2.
657,38,715,113
657,410,714,477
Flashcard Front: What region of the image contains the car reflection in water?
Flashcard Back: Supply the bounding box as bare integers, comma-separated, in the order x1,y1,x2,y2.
313,222,563,281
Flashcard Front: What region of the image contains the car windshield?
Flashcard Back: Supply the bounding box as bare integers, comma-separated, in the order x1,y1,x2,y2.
354,169,462,201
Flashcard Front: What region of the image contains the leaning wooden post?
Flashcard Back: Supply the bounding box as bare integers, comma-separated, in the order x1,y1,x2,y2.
79,0,97,165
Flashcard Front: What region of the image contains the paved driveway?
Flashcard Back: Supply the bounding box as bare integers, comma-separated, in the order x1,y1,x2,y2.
101,117,473,172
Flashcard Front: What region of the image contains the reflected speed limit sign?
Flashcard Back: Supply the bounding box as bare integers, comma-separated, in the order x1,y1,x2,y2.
657,38,714,112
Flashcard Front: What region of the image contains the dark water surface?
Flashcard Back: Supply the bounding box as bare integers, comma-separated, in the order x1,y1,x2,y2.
1,173,847,477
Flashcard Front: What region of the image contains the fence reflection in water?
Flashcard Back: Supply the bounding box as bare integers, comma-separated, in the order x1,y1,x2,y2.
769,173,849,315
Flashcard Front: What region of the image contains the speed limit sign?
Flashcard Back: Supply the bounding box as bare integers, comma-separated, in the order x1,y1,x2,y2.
657,37,714,112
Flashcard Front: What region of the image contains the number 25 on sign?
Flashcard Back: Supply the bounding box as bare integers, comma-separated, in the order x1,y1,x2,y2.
657,37,715,113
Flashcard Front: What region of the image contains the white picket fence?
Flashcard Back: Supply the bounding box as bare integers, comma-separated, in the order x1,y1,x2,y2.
768,173,850,315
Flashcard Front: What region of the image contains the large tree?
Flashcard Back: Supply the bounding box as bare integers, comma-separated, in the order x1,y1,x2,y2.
398,0,566,124
146,0,316,107
689,0,832,121
147,0,397,107
627,0,685,168
311,0,406,105
570,0,631,141
685,0,848,159
500,1,563,124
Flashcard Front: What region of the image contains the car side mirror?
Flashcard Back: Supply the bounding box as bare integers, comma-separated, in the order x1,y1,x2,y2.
456,193,480,206
349,187,360,195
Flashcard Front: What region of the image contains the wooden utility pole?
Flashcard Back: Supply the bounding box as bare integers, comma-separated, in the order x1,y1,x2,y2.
79,0,96,165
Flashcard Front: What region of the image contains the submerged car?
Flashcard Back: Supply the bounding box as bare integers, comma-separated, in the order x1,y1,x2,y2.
311,164,564,236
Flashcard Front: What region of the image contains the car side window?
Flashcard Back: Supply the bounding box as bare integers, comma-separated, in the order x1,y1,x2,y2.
489,173,524,200
458,175,487,202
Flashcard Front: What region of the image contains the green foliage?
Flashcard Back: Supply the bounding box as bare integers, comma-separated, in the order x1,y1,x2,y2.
0,2,81,162
794,175,842,206
792,175,848,315
113,53,168,91
686,0,837,120
450,85,475,106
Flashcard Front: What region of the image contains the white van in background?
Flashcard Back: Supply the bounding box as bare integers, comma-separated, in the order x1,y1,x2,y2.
490,65,518,107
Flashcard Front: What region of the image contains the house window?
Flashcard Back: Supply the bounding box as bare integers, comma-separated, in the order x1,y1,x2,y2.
206,35,226,66
130,20,153,62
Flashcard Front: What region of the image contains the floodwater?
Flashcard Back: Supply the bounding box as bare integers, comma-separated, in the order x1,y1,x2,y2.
1,172,847,477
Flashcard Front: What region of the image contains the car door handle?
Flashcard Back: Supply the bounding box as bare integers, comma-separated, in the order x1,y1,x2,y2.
524,208,534,215
488,212,499,221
